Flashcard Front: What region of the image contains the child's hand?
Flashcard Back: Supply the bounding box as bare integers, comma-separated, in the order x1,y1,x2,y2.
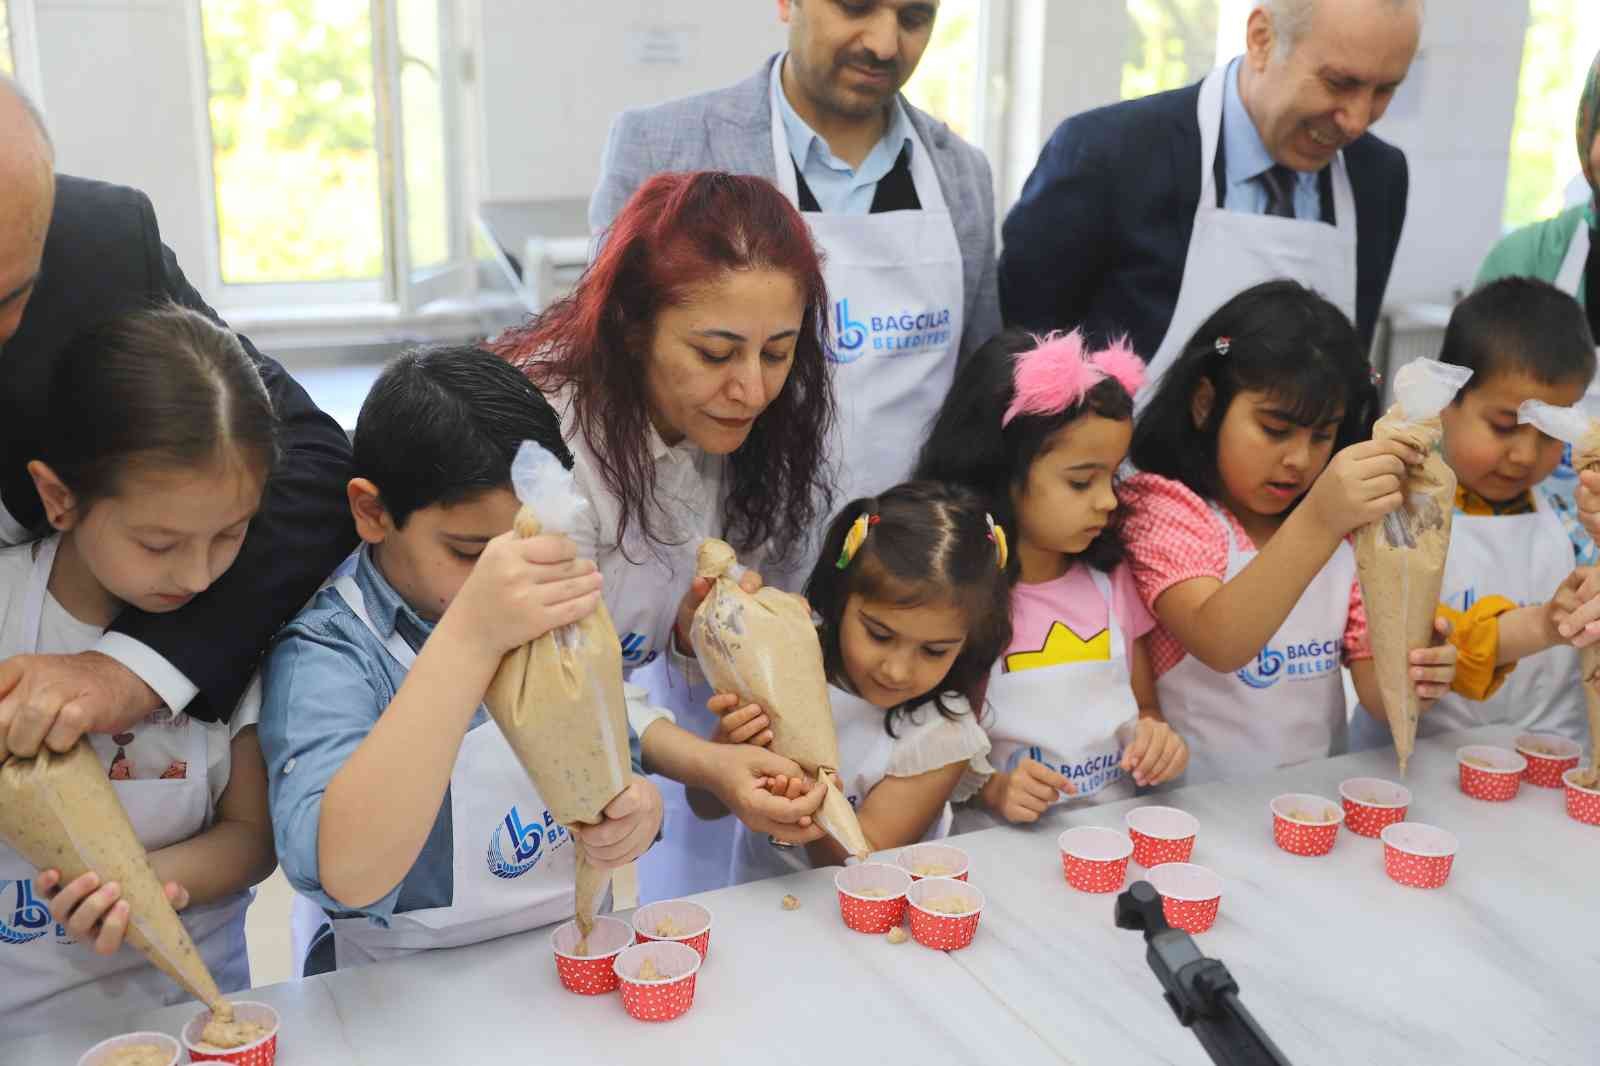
980,758,1075,824
707,692,773,747
1120,719,1189,787
35,869,189,956
705,745,827,845
1552,567,1600,649
1303,439,1419,536
448,531,603,656
673,569,764,655
1411,615,1457,705
573,776,664,870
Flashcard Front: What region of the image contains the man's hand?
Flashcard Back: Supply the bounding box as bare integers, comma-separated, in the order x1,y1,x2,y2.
0,652,161,761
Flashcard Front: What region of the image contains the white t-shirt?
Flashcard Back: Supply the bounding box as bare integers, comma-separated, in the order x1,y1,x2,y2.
0,540,252,807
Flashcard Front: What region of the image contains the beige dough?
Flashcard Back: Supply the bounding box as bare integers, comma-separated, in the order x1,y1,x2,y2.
654,916,683,937
781,894,801,911
921,896,973,915
197,1017,269,1050
885,927,909,944
636,958,663,981
103,1046,172,1066
912,864,952,877
1462,756,1494,769
1286,808,1339,824
855,888,893,898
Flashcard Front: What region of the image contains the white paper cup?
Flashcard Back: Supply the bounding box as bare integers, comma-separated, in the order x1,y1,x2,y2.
78,1032,181,1066
834,861,912,901
181,1001,280,1060
630,899,713,958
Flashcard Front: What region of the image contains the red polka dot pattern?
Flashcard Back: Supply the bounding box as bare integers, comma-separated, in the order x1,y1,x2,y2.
1128,827,1195,868
182,1003,279,1066
836,889,906,934
1458,762,1522,802
1340,796,1408,838
614,943,702,1022
1381,831,1457,889
1160,894,1219,935
1060,851,1130,893
1516,736,1581,789
555,950,624,995
906,901,982,951
1272,811,1341,856
1563,769,1600,827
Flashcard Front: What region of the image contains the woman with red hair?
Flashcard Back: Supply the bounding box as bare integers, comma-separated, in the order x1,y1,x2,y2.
493,172,836,896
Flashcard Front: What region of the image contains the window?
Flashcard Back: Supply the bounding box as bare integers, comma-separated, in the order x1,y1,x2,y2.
1,1,13,75
1503,0,1600,231
903,0,983,141
198,0,464,308
1122,0,1219,100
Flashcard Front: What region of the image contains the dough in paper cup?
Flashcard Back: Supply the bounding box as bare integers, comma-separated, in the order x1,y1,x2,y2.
1563,768,1600,826
182,1001,279,1066
894,842,969,882
1338,777,1411,837
906,877,984,950
1124,805,1198,867
1514,733,1581,788
1269,793,1344,856
835,862,910,933
631,899,713,959
1456,745,1526,802
77,1032,181,1066
614,941,702,1022
551,915,632,995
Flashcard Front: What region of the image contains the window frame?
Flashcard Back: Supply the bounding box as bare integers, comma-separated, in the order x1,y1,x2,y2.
188,0,471,313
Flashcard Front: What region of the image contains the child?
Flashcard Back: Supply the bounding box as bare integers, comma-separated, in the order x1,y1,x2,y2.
714,482,1006,880
0,304,277,1036
1351,278,1598,748
914,329,1189,828
1123,281,1458,785
258,346,662,971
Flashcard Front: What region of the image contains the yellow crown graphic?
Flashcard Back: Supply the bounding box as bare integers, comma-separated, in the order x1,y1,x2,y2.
1005,621,1111,672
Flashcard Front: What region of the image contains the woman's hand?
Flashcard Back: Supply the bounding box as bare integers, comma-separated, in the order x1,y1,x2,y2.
673,569,764,656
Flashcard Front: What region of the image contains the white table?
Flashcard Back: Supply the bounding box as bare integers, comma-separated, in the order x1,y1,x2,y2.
8,726,1599,1065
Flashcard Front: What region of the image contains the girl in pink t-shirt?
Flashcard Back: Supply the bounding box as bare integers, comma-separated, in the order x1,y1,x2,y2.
917,329,1188,827
1123,280,1457,785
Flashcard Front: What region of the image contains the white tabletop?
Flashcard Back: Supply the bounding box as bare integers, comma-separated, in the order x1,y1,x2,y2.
8,725,1599,1066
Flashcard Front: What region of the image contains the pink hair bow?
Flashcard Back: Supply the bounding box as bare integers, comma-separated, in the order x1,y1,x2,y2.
1001,330,1145,427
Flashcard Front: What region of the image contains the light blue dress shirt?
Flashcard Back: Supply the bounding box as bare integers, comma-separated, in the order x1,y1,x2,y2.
1221,57,1322,221
258,546,645,926
771,52,916,215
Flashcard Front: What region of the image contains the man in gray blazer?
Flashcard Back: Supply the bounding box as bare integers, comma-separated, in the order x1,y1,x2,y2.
590,1,1000,372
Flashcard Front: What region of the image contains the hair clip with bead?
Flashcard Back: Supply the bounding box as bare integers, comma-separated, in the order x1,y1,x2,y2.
835,512,879,570
985,513,1009,571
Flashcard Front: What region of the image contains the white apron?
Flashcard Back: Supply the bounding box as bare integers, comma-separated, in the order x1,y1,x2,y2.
728,685,955,884
322,575,577,967
1352,494,1585,747
1138,64,1358,407
1555,223,1600,407
770,64,966,510
0,537,250,1034
627,652,737,903
1155,508,1351,786
954,571,1139,833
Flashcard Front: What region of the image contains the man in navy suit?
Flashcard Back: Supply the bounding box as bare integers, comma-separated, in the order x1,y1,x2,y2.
1000,0,1421,390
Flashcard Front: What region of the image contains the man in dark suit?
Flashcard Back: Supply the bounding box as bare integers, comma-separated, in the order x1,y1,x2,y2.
0,76,356,757
999,0,1420,387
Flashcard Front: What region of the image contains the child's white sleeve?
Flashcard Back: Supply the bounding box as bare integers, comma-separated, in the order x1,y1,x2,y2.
887,700,993,803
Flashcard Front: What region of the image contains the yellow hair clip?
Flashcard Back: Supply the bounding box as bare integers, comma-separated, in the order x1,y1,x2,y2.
986,513,1008,571
836,512,879,570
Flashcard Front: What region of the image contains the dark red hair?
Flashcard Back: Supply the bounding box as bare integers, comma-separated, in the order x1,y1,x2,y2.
492,171,835,562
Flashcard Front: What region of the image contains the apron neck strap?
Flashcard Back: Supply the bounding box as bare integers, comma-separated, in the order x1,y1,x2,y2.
22,535,63,656
332,575,419,672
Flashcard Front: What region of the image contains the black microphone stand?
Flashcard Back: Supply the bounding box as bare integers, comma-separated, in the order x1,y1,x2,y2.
1114,881,1293,1066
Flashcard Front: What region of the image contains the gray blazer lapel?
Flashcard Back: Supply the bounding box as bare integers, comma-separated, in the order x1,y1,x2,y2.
705,55,783,181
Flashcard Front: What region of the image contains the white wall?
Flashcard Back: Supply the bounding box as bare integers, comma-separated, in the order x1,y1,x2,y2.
474,1,785,204
32,0,215,299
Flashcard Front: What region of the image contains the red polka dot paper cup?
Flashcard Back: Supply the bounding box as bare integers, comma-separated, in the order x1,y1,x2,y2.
1563,767,1600,826
1124,806,1198,868
906,877,984,951
835,862,911,934
79,1032,181,1066
1456,745,1527,802
1338,777,1411,838
1147,863,1222,934
1515,734,1581,789
631,899,713,960
182,1002,280,1066
1057,826,1133,893
894,842,970,882
613,941,702,1022
1381,822,1458,889
1269,793,1344,857
551,914,633,995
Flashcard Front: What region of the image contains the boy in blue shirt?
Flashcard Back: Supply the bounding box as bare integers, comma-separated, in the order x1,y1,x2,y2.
259,346,661,970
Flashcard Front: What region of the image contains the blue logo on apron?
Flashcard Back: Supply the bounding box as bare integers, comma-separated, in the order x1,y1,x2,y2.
619,631,656,667
1236,646,1286,689
1238,640,1339,688
0,880,52,945
486,806,568,879
832,299,868,361
1005,745,1126,794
